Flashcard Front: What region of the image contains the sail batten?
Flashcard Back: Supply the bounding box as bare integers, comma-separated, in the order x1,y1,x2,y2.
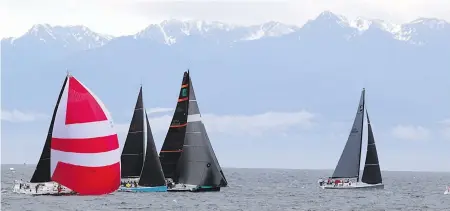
331,89,365,179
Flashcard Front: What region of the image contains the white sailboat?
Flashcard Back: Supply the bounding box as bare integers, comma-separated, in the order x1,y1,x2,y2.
319,88,384,189
13,73,121,195
445,186,449,195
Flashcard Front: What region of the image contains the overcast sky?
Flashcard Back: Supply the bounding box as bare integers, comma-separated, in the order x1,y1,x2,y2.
1,0,450,38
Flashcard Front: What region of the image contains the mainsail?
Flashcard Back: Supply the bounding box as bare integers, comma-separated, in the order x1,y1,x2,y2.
50,74,121,195
138,110,166,187
30,76,68,183
361,110,382,184
159,72,190,179
121,87,145,178
331,88,365,180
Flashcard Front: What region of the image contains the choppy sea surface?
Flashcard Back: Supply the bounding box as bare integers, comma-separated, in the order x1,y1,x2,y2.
1,165,449,211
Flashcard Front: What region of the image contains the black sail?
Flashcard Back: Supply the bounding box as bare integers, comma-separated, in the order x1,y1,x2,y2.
331,88,365,180
138,110,166,187
176,74,225,187
121,87,145,178
30,75,68,183
159,72,190,180
361,110,383,184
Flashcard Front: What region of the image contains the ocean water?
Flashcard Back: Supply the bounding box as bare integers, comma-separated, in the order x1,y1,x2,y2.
1,165,449,211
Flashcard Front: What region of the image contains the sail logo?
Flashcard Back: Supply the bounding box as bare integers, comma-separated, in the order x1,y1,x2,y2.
351,127,359,133
359,105,363,113
50,76,120,195
181,88,188,97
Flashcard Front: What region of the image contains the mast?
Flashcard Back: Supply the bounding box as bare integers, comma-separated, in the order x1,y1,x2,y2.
361,109,383,184
120,87,145,178
159,72,190,180
30,74,68,183
138,110,166,187
331,88,365,180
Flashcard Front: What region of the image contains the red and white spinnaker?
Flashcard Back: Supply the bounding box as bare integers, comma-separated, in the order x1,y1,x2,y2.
50,75,120,195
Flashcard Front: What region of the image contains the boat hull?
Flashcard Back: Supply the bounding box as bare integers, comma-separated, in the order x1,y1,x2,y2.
12,181,76,196
445,190,449,195
321,182,384,189
118,185,167,192
167,184,220,192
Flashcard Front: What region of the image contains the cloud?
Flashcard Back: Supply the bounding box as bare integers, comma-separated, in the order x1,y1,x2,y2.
391,124,430,141
115,110,316,137
147,107,173,114
1,109,48,123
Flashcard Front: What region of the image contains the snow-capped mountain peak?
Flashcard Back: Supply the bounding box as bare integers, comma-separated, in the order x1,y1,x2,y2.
243,21,297,41
134,19,239,45
9,24,113,50
134,19,296,44
408,18,448,30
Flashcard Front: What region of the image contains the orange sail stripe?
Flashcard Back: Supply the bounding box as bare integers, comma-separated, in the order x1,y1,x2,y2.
181,84,189,88
170,123,187,128
178,97,188,102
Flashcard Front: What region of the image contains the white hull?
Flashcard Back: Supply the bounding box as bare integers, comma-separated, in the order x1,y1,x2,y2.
321,182,384,189
445,190,449,195
12,180,75,195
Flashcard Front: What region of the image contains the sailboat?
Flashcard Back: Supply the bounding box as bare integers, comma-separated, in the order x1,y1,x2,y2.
445,186,449,195
13,73,121,195
159,70,228,192
319,88,384,189
118,86,167,192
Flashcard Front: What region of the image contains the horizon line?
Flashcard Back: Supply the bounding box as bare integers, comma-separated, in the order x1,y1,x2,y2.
2,164,449,173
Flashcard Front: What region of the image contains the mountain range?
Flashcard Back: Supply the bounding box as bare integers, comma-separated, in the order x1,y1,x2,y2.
2,11,450,128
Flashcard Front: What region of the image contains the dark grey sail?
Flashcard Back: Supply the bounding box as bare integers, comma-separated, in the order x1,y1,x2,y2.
204,131,228,187
138,110,166,187
189,82,228,187
175,72,225,187
331,89,365,180
361,110,382,184
30,75,68,183
121,87,145,178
